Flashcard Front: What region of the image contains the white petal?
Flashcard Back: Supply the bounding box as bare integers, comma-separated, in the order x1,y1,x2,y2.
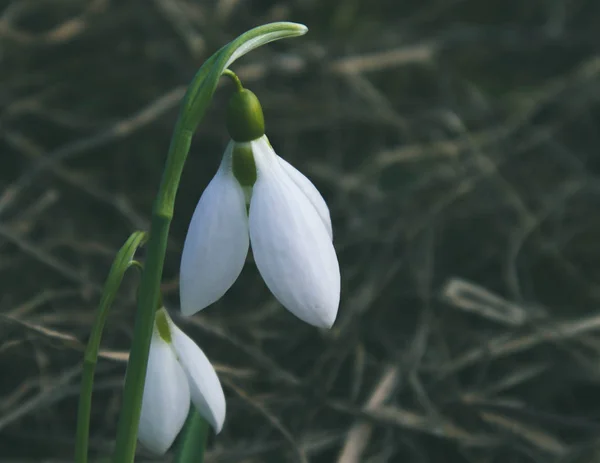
170,321,226,434
276,152,333,240
138,330,190,455
180,142,249,316
248,137,341,328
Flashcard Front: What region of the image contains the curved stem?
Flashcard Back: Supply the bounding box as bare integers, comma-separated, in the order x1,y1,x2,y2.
75,231,147,463
222,69,244,92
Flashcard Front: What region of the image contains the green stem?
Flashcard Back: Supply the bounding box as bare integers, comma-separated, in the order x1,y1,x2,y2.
75,231,147,463
222,69,244,92
173,410,210,463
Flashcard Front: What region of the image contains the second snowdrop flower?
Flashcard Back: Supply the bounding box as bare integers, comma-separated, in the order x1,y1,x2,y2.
137,308,225,455
180,78,340,328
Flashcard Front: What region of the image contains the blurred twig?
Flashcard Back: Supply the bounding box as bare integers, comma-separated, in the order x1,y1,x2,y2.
0,87,186,218
336,365,400,463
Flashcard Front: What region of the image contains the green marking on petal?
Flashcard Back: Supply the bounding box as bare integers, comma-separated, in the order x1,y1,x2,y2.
232,142,257,187
155,308,172,344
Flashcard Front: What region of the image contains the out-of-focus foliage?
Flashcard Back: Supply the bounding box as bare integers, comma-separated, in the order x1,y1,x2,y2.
1,0,600,461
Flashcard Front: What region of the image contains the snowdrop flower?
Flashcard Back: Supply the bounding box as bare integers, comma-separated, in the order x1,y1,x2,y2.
180,84,340,328
137,308,225,455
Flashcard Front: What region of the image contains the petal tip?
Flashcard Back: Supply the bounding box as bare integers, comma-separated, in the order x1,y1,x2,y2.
210,408,226,435
306,304,338,329
170,323,227,437
203,387,226,434
318,314,337,330
178,297,203,317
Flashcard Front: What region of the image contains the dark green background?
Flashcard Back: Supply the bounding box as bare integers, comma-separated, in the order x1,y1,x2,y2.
1,0,600,461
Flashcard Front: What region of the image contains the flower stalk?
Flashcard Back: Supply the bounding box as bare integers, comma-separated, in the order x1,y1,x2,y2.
174,411,210,463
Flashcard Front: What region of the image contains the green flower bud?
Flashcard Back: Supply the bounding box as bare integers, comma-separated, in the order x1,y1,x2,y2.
232,142,257,187
226,89,265,142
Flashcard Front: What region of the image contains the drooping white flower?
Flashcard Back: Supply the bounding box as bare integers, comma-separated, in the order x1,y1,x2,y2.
137,309,226,455
180,87,340,328
249,137,339,327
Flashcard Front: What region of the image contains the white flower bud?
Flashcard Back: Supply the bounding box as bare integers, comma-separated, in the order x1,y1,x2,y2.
136,309,226,454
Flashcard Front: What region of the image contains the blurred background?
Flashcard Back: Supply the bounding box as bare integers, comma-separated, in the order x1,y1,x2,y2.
2,0,600,461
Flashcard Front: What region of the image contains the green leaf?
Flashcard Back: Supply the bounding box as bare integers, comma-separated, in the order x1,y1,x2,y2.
75,231,147,463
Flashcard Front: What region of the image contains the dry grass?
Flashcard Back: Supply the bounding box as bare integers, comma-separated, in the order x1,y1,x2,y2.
1,0,600,461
